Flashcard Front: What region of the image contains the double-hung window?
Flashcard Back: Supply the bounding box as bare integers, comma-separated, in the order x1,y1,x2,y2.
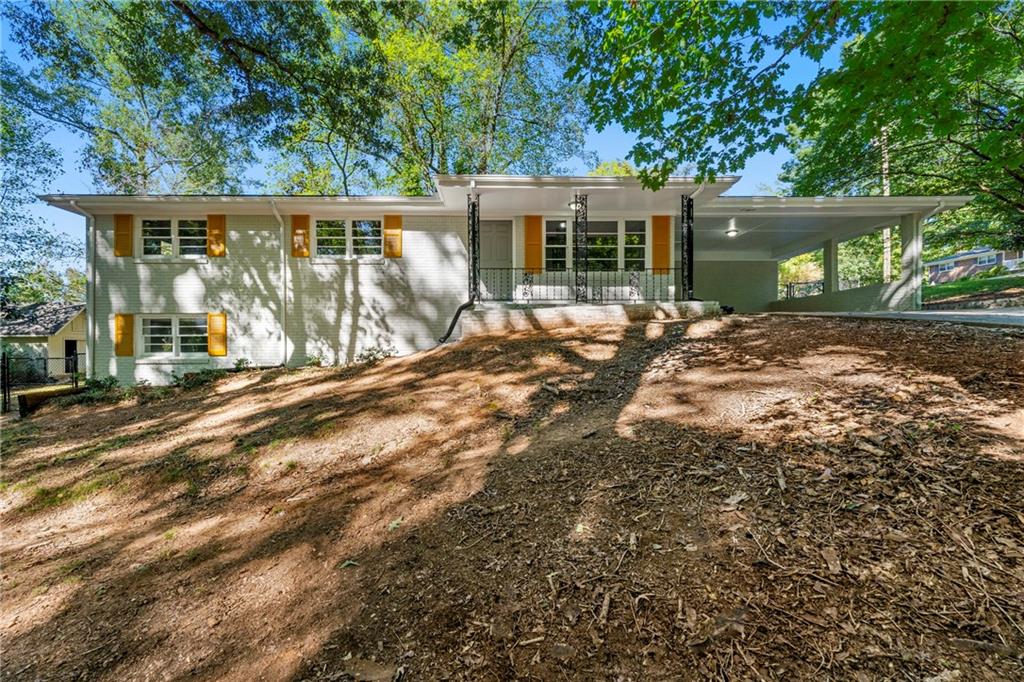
544,220,568,271
586,220,618,271
314,218,383,258
937,262,954,273
624,220,646,270
141,315,208,356
141,218,207,258
977,253,997,266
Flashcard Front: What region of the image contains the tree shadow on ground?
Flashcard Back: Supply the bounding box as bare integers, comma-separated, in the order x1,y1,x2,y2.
1,317,1022,680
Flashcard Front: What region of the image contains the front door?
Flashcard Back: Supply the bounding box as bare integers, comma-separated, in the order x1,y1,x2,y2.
479,220,512,300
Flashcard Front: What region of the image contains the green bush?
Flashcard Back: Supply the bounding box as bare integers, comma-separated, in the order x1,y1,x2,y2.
234,357,253,370
171,368,227,390
355,345,395,366
305,353,325,368
975,264,1008,279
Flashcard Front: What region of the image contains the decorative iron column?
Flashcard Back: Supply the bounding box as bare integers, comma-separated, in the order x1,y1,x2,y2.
678,194,695,300
467,193,480,300
573,193,588,302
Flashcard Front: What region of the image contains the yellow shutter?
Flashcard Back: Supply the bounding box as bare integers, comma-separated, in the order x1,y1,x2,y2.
291,215,310,257
114,214,133,257
383,214,402,258
207,214,226,257
114,314,134,356
208,312,227,356
652,215,671,273
524,215,542,273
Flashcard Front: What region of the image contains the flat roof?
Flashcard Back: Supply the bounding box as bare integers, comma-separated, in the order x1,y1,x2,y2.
41,175,973,261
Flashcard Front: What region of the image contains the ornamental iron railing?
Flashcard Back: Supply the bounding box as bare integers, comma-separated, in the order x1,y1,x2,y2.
479,268,678,304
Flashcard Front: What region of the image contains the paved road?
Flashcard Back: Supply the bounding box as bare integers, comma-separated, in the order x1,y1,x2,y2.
774,307,1024,328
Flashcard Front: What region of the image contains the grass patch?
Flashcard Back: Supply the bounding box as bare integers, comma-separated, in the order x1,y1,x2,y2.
923,274,1024,302
30,471,123,509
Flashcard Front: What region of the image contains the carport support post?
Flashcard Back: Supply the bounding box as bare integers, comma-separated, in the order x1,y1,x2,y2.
899,213,923,309
823,238,839,295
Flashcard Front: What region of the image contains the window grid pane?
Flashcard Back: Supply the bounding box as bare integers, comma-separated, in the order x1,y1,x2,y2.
625,220,646,270
586,221,618,272
316,220,347,256
351,220,382,257
143,318,173,354
178,219,207,256
545,220,568,271
178,316,208,354
142,220,173,257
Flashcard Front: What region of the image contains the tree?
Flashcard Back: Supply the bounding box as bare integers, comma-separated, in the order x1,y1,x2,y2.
2,0,262,193
568,1,1024,247
588,159,636,176
0,102,82,307
357,0,592,194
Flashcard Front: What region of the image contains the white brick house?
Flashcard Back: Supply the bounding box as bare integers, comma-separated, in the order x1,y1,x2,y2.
43,175,971,385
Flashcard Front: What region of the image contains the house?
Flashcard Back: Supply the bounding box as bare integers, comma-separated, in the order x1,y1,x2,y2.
42,175,972,385
924,247,1023,284
0,301,86,372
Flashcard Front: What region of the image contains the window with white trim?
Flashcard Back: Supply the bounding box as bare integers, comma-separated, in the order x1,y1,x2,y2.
141,218,207,258
624,220,646,271
141,315,208,356
314,218,383,258
586,220,618,271
936,262,954,272
977,253,997,266
545,219,568,271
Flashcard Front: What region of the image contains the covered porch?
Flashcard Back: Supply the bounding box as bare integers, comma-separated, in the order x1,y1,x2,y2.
434,175,972,314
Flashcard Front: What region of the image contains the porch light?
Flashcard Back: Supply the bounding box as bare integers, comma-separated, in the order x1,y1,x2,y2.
726,217,738,238
568,200,580,211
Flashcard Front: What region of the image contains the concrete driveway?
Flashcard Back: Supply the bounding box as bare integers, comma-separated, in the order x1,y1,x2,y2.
774,307,1024,328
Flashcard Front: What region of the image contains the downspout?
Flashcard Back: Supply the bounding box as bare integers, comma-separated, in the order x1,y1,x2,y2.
439,184,478,344
270,199,287,366
69,200,96,379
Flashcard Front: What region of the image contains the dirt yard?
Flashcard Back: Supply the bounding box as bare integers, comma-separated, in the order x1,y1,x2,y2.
2,316,1023,680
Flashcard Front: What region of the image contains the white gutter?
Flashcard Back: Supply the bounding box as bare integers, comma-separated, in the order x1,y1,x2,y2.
269,199,287,366
69,200,96,379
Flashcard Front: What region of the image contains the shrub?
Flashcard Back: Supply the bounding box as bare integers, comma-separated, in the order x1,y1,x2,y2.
355,344,395,366
234,357,253,371
305,353,325,368
172,368,227,390
976,264,1008,279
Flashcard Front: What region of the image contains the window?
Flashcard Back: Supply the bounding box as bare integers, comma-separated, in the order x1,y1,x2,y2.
586,220,618,271
314,218,383,258
624,220,646,270
141,218,207,258
977,253,997,266
545,220,568,271
352,219,383,257
315,220,347,256
141,315,208,356
936,262,954,272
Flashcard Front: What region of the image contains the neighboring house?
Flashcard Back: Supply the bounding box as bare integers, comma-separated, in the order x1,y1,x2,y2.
0,302,87,369
43,175,971,385
924,248,1023,284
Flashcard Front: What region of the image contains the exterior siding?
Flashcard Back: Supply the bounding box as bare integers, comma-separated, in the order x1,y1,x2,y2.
768,280,917,313
694,260,778,313
46,310,86,360
92,213,467,384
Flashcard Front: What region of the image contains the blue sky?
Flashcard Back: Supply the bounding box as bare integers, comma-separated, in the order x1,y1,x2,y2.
7,15,838,247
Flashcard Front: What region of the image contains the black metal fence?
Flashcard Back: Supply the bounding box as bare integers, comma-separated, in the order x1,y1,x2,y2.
479,268,678,303
779,280,824,300
1,352,83,413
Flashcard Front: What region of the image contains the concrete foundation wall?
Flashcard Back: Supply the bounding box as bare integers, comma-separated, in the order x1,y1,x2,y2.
461,301,719,337
768,281,917,313
694,260,778,313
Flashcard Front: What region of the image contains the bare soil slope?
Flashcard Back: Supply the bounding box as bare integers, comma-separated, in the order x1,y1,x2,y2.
2,316,1023,680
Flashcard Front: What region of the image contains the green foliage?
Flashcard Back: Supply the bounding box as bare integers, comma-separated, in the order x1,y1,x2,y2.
588,159,636,177
354,344,395,366
568,2,1024,246
923,274,1024,302
171,368,227,390
2,0,256,193
837,232,901,288
975,264,1009,280
0,101,83,306
778,251,822,285
233,357,253,371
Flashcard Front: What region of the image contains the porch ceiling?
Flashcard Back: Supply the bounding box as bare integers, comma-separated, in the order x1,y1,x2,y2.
697,196,974,260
